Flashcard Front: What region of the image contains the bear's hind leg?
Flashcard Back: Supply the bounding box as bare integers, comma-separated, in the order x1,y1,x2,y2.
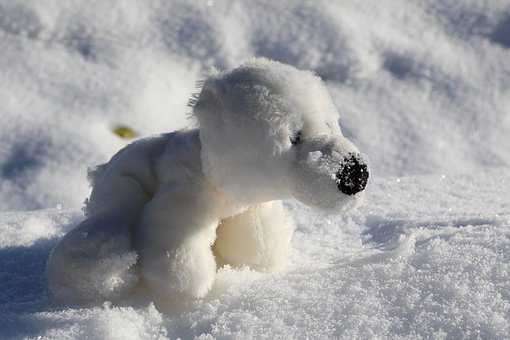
46,214,139,303
47,175,150,303
213,201,295,271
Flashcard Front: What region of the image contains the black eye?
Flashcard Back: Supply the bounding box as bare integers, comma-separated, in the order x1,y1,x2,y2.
290,130,302,145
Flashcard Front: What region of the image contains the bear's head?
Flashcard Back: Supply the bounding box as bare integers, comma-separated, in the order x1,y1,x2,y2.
193,58,369,212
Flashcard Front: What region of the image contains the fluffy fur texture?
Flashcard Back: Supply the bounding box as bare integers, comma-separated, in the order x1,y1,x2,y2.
46,58,369,305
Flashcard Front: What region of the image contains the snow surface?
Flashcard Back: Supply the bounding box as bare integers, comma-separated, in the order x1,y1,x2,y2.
0,0,509,338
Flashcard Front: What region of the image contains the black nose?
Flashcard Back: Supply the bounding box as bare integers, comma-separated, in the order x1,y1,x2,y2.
335,154,369,195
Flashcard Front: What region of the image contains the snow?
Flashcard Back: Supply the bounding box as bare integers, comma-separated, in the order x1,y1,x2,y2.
0,0,509,339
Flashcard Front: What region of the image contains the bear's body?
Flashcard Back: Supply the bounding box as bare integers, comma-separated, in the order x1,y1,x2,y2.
46,59,369,305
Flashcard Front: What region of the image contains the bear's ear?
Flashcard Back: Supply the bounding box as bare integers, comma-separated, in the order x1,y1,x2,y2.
189,77,220,108
188,64,222,118
189,77,226,127
187,80,204,109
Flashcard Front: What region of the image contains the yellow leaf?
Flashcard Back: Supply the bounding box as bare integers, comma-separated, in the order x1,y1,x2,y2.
112,125,137,139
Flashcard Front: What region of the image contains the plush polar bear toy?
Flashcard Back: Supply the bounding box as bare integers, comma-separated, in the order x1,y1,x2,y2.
46,58,369,304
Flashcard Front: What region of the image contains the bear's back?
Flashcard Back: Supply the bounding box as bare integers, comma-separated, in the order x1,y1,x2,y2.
85,129,205,217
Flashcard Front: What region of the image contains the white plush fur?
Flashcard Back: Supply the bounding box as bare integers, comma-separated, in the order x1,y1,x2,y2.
46,58,368,305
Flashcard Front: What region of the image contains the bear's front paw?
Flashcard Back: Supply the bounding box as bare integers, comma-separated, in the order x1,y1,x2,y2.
140,239,217,302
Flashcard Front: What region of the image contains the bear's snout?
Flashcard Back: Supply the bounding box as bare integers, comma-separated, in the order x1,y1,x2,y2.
335,154,369,195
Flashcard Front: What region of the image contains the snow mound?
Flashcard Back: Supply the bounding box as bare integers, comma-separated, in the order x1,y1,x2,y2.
1,171,509,339
0,0,509,210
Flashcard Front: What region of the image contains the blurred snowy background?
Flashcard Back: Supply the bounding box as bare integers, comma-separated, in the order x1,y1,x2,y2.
0,0,509,338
